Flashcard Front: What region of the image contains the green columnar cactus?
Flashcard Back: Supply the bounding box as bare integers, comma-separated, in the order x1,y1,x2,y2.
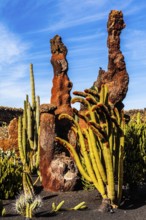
56,85,125,208
16,64,41,219
18,64,40,173
23,172,34,198
30,63,36,110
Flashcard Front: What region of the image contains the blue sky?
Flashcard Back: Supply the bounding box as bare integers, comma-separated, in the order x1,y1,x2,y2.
0,0,146,110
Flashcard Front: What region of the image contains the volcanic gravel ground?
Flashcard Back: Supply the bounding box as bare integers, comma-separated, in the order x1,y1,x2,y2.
1,187,146,220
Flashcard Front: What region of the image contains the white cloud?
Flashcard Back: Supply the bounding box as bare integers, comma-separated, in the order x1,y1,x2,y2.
58,0,109,16
32,0,136,34
37,12,107,33
0,24,29,65
0,64,30,107
66,32,105,42
0,23,30,107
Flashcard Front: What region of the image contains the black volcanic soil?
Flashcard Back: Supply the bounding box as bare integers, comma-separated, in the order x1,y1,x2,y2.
1,185,146,220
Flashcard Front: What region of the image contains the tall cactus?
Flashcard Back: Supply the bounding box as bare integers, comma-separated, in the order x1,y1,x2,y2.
18,64,40,174
56,85,125,208
18,64,40,197
30,63,36,110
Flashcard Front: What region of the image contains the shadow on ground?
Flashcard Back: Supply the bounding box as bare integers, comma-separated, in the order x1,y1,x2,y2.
2,186,146,220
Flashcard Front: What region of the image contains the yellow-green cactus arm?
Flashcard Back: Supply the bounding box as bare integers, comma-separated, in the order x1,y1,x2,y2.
58,113,75,125
55,137,92,182
117,144,124,205
73,91,87,97
76,125,98,180
18,116,26,165
103,142,115,203
73,108,89,123
117,119,125,205
99,85,108,104
71,97,89,107
88,121,107,141
23,172,34,198
86,94,97,105
84,88,99,98
88,126,107,184
89,123,115,202
92,103,110,119
83,129,107,198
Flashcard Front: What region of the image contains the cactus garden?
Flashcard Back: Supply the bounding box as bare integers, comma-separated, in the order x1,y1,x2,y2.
0,9,146,220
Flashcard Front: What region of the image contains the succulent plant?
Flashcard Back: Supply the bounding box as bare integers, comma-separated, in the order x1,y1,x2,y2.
0,199,6,216
15,193,42,218
0,149,22,199
18,64,40,175
124,112,146,187
56,85,125,207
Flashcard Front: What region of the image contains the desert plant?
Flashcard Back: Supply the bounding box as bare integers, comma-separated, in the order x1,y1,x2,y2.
0,149,22,199
124,112,146,187
15,193,42,219
0,199,6,216
18,63,40,174
51,200,87,212
16,64,41,219
56,85,125,209
80,156,96,190
15,163,40,218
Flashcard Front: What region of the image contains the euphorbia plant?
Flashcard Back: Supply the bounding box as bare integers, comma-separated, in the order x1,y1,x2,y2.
56,85,125,210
